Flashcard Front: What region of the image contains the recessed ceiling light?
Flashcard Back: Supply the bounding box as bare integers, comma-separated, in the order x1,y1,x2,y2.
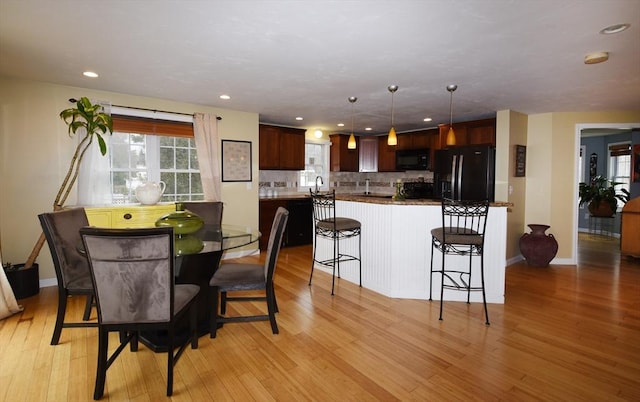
337,123,345,127
219,94,231,100
365,127,372,131
584,52,609,64
599,23,630,34
83,71,98,78
423,117,433,122
296,117,303,121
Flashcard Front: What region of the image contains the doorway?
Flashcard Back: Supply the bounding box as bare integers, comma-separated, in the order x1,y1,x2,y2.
575,123,637,259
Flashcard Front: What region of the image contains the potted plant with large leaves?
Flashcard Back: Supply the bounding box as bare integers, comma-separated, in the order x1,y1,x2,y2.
22,97,113,269
578,175,630,217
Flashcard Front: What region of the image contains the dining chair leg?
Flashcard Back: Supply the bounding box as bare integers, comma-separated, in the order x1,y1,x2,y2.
190,304,198,349
266,285,279,334
166,329,174,396
220,291,228,315
51,291,68,345
210,287,220,338
94,328,108,400
83,295,94,321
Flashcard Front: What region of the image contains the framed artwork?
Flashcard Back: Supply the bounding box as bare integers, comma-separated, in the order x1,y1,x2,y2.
589,153,598,182
221,140,252,182
634,144,640,182
514,145,526,177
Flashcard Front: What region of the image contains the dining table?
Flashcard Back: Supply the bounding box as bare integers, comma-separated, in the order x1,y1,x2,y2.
139,223,261,352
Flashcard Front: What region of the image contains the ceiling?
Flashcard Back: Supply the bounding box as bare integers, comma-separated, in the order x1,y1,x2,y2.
1,0,639,136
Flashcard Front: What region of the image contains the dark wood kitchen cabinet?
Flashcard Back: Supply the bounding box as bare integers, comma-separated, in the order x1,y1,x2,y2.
397,130,432,150
259,124,305,170
330,134,359,172
378,135,397,172
259,197,312,250
437,118,496,149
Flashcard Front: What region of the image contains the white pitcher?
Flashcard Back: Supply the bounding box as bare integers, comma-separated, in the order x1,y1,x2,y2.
135,181,166,205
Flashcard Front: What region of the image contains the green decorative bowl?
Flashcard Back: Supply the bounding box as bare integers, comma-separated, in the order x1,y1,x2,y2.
155,203,204,236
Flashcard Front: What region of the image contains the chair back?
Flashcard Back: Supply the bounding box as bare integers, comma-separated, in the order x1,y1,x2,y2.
310,189,336,236
39,208,91,290
181,201,223,226
79,227,175,324
440,198,490,245
263,207,289,283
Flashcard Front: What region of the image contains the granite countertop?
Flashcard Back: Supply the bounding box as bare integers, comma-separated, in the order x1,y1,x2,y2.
336,194,512,207
260,192,511,207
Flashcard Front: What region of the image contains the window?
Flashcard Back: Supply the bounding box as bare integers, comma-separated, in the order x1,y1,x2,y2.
608,142,631,210
110,132,203,204
108,113,203,204
299,140,330,191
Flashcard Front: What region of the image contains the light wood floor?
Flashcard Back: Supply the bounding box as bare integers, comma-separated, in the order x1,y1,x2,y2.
1,233,639,401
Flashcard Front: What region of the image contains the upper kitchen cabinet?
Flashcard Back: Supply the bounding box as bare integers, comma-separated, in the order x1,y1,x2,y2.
397,130,433,150
378,135,397,172
437,118,496,148
330,134,359,172
259,124,305,170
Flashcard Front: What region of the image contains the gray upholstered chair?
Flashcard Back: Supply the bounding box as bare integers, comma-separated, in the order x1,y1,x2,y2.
309,189,362,295
180,201,223,228
79,226,199,399
209,207,288,338
39,208,97,345
429,198,490,325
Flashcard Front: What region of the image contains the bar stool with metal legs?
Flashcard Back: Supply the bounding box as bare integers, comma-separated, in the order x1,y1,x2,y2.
309,189,362,295
429,198,490,325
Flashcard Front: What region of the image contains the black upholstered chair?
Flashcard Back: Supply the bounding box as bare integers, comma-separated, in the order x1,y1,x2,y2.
429,198,490,325
79,226,199,399
309,189,362,295
39,208,97,345
209,207,288,338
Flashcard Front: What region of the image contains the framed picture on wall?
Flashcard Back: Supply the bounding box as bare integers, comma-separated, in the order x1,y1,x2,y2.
514,145,526,177
221,140,252,182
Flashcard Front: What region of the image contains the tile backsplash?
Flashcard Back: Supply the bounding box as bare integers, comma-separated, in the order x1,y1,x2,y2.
259,170,433,196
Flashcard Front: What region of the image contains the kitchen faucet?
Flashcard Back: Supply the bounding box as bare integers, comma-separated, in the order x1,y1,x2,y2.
315,176,323,194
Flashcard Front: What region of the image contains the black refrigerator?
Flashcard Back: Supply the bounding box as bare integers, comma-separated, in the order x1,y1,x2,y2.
433,145,495,201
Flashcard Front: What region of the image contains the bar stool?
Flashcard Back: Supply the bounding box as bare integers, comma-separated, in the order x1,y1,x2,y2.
309,189,362,295
429,198,490,324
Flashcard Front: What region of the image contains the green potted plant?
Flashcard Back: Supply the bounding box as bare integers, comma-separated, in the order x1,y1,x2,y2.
23,97,113,269
578,175,630,217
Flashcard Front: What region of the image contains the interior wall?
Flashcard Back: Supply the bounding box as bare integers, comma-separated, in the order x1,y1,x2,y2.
497,110,528,261
0,77,259,282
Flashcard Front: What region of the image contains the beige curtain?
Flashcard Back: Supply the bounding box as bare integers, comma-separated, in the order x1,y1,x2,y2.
193,113,222,201
0,250,23,320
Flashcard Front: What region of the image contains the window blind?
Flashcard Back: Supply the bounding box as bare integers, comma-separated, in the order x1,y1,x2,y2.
112,115,194,138
609,143,631,156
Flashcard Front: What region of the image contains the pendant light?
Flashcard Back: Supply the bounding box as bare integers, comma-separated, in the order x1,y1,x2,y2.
446,84,458,146
347,96,357,149
387,85,398,146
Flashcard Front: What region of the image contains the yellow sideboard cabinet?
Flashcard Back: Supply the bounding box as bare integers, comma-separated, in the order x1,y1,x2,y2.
84,203,176,228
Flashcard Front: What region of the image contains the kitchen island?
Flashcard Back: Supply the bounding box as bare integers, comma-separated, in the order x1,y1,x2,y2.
312,194,510,303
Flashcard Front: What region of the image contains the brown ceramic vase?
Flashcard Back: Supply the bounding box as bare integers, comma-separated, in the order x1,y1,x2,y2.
519,224,558,267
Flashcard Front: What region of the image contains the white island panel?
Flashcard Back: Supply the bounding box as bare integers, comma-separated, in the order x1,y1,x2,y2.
312,200,506,303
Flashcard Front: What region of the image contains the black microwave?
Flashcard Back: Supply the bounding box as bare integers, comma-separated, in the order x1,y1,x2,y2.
395,148,429,170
